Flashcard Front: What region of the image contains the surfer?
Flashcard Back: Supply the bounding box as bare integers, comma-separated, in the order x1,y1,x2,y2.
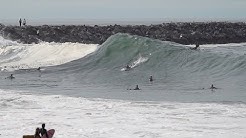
191,44,199,50
5,74,15,79
149,75,153,82
40,123,49,138
34,128,41,138
127,85,141,90
134,85,140,90
126,65,131,70
37,67,41,71
125,64,131,71
210,84,217,90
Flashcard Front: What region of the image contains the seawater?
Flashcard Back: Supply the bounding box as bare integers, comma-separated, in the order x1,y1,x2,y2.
0,34,246,138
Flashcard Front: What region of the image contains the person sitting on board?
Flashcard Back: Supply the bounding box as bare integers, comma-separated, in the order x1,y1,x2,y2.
34,128,41,138
37,67,41,71
127,85,141,90
210,84,217,90
5,74,15,79
133,85,140,90
149,75,153,82
191,44,199,50
40,123,49,138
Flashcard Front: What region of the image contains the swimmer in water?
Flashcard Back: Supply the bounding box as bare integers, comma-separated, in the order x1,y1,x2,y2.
210,84,217,90
127,85,141,90
149,75,153,82
133,85,140,90
5,74,15,79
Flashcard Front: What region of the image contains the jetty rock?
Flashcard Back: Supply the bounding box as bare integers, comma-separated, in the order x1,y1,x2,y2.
0,22,246,45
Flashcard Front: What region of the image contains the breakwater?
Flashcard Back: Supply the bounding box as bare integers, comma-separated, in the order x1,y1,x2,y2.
0,22,246,44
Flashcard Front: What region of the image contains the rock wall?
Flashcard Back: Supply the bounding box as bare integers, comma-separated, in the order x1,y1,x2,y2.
0,22,246,45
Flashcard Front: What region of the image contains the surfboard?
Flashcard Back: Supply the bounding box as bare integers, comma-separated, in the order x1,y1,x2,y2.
23,135,34,138
41,129,55,138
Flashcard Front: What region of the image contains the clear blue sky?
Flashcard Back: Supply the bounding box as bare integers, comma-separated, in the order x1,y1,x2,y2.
0,0,246,24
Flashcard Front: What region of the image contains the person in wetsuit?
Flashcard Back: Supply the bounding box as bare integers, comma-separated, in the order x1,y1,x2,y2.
5,74,15,79
149,75,153,82
125,65,131,71
40,123,49,138
133,85,140,90
34,128,41,138
210,84,217,90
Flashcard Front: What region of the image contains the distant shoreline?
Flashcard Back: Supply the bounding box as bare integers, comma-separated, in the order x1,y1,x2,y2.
1,22,246,45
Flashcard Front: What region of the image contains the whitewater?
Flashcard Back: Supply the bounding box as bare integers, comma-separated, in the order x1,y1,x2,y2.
1,34,246,138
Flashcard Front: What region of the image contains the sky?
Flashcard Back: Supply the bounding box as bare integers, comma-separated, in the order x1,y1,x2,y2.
0,0,246,24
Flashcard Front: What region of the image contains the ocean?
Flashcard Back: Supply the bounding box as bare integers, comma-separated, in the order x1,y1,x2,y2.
0,33,246,138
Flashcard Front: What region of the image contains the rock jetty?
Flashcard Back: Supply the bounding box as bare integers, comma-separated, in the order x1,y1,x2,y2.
0,22,246,45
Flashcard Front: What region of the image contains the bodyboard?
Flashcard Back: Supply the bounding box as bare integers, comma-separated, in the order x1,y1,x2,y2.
41,129,55,138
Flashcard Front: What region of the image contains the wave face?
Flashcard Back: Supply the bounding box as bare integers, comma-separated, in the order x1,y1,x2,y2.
1,34,246,102
56,33,246,82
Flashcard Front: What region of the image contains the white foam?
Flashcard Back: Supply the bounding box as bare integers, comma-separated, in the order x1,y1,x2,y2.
1,90,246,138
0,36,19,46
130,55,148,68
186,42,246,48
121,54,148,71
0,41,98,71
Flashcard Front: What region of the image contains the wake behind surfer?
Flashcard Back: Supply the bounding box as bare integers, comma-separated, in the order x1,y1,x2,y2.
190,44,199,50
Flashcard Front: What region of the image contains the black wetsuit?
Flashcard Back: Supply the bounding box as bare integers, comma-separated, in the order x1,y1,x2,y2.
40,128,49,138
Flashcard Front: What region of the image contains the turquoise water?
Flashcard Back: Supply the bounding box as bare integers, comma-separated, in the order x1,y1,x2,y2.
1,33,246,102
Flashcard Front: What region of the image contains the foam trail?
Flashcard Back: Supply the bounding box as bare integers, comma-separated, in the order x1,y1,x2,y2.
131,54,148,68
121,54,148,71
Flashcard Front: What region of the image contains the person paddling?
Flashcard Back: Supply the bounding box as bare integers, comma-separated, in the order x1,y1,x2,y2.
127,85,141,90
5,74,15,79
210,84,217,90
